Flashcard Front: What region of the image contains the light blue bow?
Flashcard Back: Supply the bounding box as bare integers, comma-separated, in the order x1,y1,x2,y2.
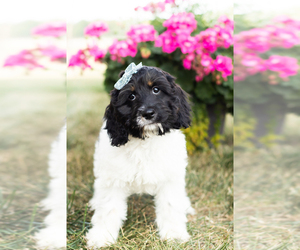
114,62,143,90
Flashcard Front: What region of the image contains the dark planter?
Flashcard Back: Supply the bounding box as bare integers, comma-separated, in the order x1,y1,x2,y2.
205,101,227,148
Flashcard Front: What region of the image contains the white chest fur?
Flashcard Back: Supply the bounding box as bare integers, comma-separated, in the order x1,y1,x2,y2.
93,123,188,195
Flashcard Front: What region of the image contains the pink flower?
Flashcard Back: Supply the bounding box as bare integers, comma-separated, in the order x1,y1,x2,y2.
84,22,109,38
198,24,233,53
88,46,106,61
39,46,66,61
108,39,137,62
183,58,192,69
156,2,166,11
235,28,271,53
195,75,203,82
218,15,234,32
268,25,300,48
143,5,151,11
127,24,156,43
214,25,233,49
137,2,166,13
265,55,299,78
155,30,178,53
175,29,197,54
163,12,197,33
198,28,218,53
135,0,175,13
155,13,197,54
3,50,44,69
69,50,91,69
240,53,266,75
214,55,233,77
178,35,197,54
201,54,215,75
32,22,66,37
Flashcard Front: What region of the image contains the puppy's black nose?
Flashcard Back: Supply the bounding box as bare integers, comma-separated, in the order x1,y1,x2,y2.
142,108,156,120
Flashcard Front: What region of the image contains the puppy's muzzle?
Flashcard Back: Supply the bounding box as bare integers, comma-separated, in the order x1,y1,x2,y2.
141,108,156,120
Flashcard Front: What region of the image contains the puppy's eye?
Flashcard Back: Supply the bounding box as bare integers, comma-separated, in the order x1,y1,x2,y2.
128,93,136,101
152,86,160,94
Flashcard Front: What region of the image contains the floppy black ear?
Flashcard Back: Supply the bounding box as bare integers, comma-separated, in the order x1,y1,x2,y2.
166,74,192,129
104,90,129,147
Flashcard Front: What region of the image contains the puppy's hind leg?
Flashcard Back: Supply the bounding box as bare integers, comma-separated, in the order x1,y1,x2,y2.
86,186,128,249
154,182,193,242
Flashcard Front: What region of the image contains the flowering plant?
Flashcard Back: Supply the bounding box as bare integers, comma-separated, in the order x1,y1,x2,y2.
70,15,233,109
234,16,300,113
3,22,66,72
234,16,300,148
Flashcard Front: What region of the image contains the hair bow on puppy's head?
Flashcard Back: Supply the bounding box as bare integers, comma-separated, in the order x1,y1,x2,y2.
114,62,143,90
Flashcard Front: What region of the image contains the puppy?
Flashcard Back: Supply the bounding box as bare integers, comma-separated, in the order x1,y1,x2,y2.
86,64,195,248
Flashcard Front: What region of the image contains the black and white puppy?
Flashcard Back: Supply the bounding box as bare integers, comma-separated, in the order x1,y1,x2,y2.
86,65,195,248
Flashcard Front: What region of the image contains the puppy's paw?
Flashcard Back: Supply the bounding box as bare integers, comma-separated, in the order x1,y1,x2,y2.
160,228,190,242
35,226,66,249
85,228,116,249
186,206,196,215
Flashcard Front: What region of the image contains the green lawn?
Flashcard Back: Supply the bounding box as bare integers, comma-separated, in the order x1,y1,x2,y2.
235,146,300,249
67,79,233,249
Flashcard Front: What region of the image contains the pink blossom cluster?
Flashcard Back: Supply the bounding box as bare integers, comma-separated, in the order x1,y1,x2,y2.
234,17,300,83
197,25,233,53
84,21,109,38
88,46,106,61
155,12,198,54
135,0,175,13
108,39,137,63
185,54,232,83
127,24,156,43
266,55,299,78
234,25,300,54
4,50,44,70
109,24,157,62
68,13,234,82
69,50,91,69
40,46,66,61
162,14,234,82
235,53,299,83
32,22,66,37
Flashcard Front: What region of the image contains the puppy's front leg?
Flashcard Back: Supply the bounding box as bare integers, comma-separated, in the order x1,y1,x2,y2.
154,182,193,242
86,187,128,248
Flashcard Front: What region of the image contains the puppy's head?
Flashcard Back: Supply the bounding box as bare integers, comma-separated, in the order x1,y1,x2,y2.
104,66,191,146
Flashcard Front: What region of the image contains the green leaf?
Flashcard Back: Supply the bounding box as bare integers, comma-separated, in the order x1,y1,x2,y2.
195,80,217,102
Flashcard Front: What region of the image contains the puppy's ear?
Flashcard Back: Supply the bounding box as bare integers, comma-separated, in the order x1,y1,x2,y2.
104,90,129,147
166,74,192,129
119,70,125,78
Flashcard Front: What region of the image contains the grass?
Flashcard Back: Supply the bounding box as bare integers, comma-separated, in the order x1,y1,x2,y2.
234,146,300,249
0,78,65,249
67,79,233,249
234,113,300,249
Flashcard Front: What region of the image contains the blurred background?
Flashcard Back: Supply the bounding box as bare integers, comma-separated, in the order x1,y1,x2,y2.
0,1,66,248
234,0,300,248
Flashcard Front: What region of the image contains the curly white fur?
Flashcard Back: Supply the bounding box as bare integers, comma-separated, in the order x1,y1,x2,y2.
86,122,194,248
35,125,66,249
